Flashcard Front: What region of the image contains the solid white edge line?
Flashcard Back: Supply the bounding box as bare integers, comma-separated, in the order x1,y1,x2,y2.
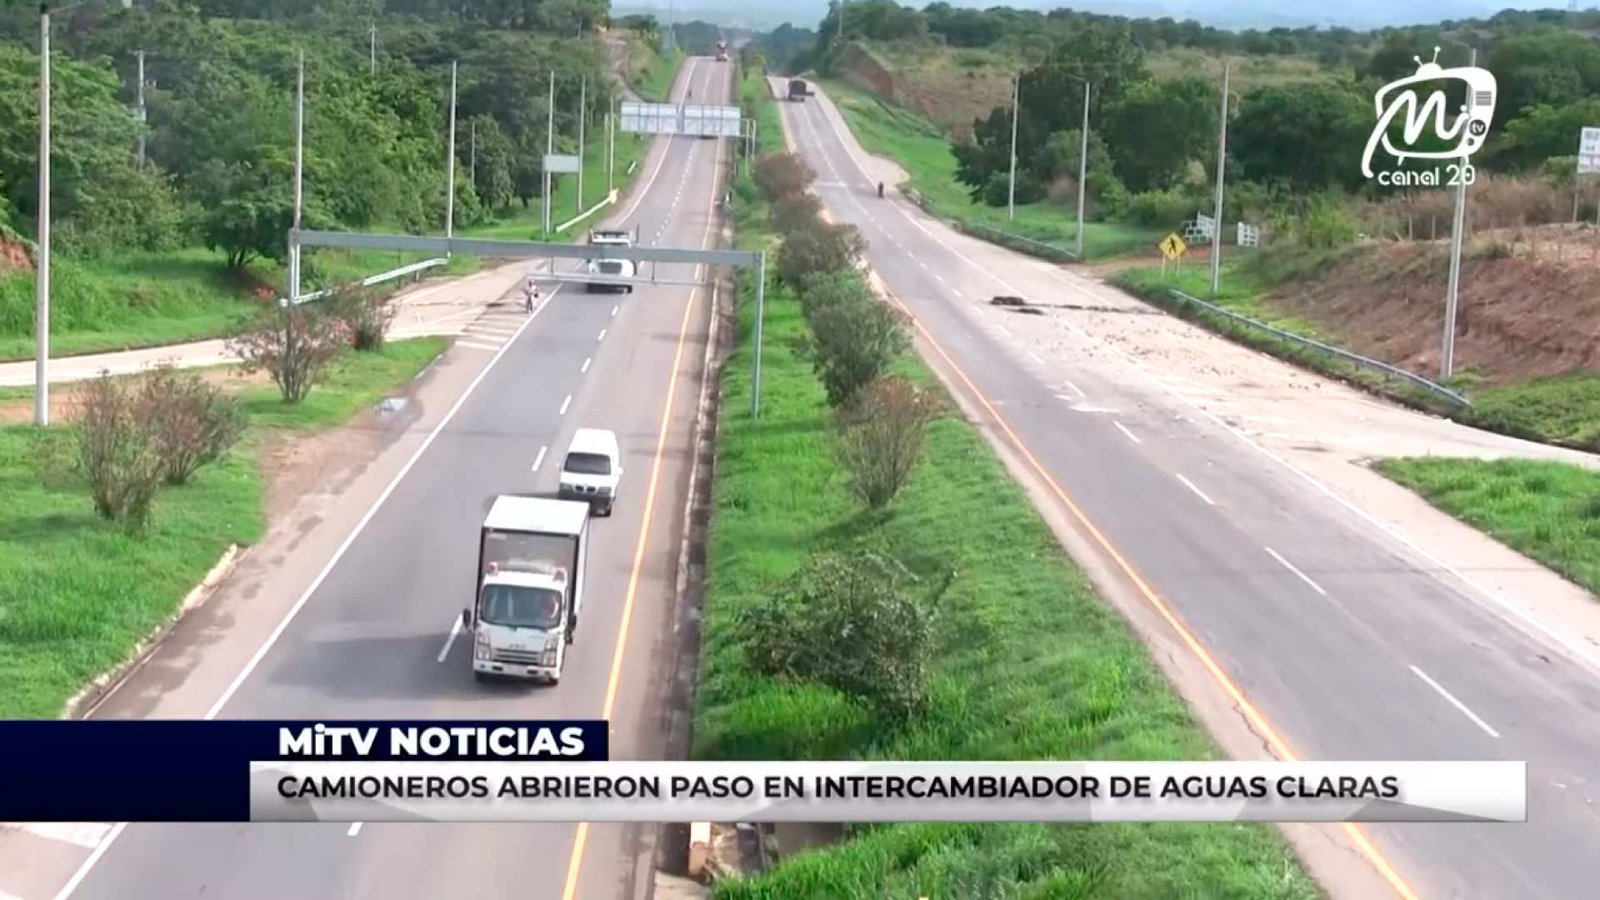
1409,664,1502,739
1265,546,1328,597
532,445,549,472
1112,421,1141,445
436,615,464,664
559,395,572,416
581,357,592,374
51,285,566,900
1176,474,1217,506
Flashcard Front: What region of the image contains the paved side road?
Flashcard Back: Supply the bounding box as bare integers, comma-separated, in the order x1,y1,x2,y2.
0,55,730,900
779,77,1600,900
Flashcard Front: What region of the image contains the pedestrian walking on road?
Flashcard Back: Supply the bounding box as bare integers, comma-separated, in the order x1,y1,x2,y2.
524,276,540,314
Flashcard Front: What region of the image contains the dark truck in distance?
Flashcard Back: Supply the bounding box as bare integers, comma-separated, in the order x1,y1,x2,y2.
788,78,808,102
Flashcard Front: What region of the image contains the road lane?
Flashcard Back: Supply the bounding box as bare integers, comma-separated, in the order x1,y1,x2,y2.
41,57,731,900
778,80,1600,899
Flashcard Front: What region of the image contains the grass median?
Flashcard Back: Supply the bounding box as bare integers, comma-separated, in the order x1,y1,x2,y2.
0,337,446,719
819,78,1157,260
695,97,1315,893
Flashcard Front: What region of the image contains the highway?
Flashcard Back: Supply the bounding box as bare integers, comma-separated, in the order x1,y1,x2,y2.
2,56,731,900
776,80,1600,900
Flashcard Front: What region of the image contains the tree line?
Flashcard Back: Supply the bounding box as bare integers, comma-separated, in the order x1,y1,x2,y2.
0,0,626,273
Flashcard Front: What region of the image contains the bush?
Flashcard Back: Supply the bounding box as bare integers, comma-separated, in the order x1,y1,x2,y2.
142,366,247,486
332,288,397,352
1115,187,1203,228
776,218,867,286
228,304,347,404
771,191,823,235
735,551,935,720
71,373,166,529
804,277,909,406
1296,195,1358,249
834,377,942,509
753,152,816,201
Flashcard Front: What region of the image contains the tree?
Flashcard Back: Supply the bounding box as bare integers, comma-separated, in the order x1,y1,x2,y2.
229,304,347,404
1100,77,1218,191
1230,79,1370,194
833,376,942,509
1488,27,1600,124
1495,99,1600,171
800,271,909,407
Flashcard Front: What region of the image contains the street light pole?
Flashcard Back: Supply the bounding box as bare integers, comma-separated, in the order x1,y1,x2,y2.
1076,79,1089,259
544,70,555,235
607,96,616,193
1007,74,1019,222
135,49,146,168
35,2,51,426
290,50,305,304
577,75,586,214
1440,44,1476,380
469,119,477,187
445,60,457,244
369,21,376,77
1209,57,1230,297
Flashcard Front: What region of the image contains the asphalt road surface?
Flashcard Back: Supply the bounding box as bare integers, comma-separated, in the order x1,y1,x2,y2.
9,56,731,900
778,80,1600,900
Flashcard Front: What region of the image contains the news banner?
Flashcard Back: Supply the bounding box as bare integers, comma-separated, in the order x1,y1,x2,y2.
0,720,1524,823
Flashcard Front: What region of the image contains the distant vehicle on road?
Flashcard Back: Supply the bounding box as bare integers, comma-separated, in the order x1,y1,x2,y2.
585,227,637,293
466,496,590,685
788,78,808,102
715,40,729,62
558,428,623,517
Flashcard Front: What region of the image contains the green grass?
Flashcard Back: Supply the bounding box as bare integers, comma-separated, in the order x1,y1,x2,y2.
1466,374,1600,452
632,42,683,103
1377,457,1600,598
819,79,1160,260
0,337,446,719
697,82,1315,897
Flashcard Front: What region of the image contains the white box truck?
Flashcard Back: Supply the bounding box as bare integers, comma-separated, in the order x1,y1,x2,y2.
464,496,590,685
585,227,637,294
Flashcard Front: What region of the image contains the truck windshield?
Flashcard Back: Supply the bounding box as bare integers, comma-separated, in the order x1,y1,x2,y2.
564,452,611,475
479,584,563,630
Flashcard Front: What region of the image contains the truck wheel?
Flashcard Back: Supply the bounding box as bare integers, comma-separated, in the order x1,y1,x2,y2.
474,671,490,683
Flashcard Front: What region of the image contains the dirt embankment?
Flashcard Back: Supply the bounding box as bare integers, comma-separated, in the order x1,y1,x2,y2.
1267,227,1600,385
0,234,34,273
832,42,1010,140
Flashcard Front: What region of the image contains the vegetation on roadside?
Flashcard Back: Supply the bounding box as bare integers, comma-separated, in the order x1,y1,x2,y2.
1377,457,1600,600
0,335,446,719
695,68,1315,898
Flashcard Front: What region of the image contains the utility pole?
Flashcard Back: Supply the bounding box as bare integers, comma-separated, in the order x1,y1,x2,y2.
544,69,555,235
1441,45,1477,380
1007,74,1019,221
1076,80,1090,259
837,0,844,41
469,119,477,187
368,21,376,77
35,2,51,426
135,49,146,168
1209,58,1230,298
290,50,305,303
446,61,457,244
585,74,592,212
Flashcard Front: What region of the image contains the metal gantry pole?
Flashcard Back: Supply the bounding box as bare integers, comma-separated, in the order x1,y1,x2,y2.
752,250,766,417
1007,74,1019,222
1076,80,1089,259
290,49,305,304
585,75,592,211
446,60,458,244
544,69,555,235
35,3,51,426
1209,58,1230,298
1440,45,1477,380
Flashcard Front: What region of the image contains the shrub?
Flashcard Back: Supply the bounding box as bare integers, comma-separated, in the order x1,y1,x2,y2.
776,218,867,286
771,191,823,235
1296,195,1359,249
1116,187,1203,228
753,152,816,201
141,365,247,485
332,287,397,352
804,279,909,406
796,268,874,319
834,376,942,509
735,551,935,720
71,373,166,528
228,303,347,404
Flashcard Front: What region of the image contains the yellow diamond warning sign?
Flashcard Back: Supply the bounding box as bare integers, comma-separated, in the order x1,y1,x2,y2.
1159,233,1187,260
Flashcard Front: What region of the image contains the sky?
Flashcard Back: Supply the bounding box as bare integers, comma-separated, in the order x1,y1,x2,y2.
612,1,1580,32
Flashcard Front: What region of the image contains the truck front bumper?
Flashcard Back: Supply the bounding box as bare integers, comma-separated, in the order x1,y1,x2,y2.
473,658,559,681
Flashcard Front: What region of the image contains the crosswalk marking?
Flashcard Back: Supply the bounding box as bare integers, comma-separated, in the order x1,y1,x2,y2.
3,821,111,849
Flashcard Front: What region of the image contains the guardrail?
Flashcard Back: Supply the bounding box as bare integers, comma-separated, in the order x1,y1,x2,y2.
900,187,1080,262
284,257,449,307
1166,288,1472,410
555,190,620,234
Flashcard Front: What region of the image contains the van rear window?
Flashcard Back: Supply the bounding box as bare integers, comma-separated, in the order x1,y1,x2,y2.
564,452,611,475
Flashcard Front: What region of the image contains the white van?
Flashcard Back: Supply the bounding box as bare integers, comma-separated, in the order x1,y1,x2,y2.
558,428,623,516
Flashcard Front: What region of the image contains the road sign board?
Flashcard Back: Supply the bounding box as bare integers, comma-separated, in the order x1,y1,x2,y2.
619,101,742,137
1160,233,1187,260
544,153,581,174
1580,126,1600,175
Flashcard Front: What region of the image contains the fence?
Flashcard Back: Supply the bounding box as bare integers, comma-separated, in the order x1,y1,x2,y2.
1165,289,1471,410
284,256,449,307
